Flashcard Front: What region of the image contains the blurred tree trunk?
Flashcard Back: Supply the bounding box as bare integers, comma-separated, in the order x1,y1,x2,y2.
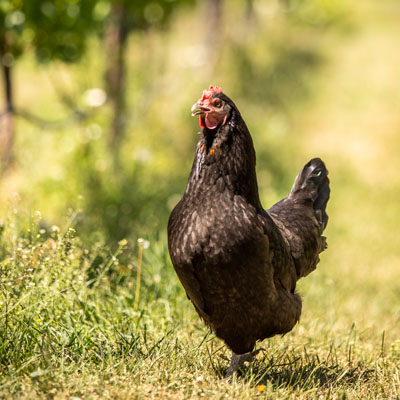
206,0,223,42
0,37,14,171
204,0,223,74
207,0,223,26
104,2,129,162
246,0,255,21
279,0,291,10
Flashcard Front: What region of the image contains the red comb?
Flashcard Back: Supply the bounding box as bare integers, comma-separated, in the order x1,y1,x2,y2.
200,85,223,101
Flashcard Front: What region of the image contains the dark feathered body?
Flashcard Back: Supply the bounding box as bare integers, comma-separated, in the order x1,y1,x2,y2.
168,92,329,355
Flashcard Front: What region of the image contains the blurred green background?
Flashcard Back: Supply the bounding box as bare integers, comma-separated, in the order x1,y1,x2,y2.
0,0,355,241
1,0,400,396
1,0,400,292
2,0,400,321
1,0,400,333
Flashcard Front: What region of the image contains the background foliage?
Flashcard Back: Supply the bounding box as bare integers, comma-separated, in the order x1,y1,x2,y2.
0,0,400,398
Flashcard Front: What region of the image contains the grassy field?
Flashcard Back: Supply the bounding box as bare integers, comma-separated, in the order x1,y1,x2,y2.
1,1,400,399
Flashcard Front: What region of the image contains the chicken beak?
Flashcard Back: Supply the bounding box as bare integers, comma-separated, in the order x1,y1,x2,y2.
191,101,210,116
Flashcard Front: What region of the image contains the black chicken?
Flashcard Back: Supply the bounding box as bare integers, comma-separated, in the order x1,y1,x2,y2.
168,86,330,377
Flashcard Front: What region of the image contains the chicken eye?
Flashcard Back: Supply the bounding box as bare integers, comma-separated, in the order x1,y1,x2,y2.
215,101,222,108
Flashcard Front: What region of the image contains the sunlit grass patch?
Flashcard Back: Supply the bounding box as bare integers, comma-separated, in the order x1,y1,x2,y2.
0,206,399,398
0,209,187,396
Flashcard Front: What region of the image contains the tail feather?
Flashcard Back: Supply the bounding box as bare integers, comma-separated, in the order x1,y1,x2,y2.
289,158,330,232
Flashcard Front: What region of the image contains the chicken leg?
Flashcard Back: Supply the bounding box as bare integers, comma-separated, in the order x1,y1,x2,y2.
225,349,262,378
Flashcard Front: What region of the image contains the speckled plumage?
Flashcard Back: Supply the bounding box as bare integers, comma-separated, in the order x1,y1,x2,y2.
168,91,330,356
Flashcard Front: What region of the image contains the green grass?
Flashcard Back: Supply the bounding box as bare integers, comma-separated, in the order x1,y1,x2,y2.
0,210,399,399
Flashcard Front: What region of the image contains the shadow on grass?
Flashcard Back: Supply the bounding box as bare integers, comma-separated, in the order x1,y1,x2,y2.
212,347,374,390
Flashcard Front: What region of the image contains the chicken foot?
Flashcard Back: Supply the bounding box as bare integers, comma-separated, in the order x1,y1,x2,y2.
224,349,262,379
